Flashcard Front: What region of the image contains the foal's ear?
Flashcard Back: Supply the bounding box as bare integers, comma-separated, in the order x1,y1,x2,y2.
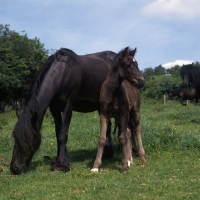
129,48,137,57
120,46,129,59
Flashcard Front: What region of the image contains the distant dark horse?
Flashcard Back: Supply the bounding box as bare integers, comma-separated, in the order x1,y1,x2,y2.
181,64,200,95
168,88,199,105
10,48,138,175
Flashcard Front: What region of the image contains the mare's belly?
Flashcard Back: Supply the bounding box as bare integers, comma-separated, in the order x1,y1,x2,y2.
73,100,98,113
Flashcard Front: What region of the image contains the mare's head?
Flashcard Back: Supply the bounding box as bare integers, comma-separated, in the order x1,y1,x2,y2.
10,111,41,175
115,47,145,88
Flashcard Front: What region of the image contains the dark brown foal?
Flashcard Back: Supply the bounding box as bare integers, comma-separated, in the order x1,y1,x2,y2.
91,47,146,172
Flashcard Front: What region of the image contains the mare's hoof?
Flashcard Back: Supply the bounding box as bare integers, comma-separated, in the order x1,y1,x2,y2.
50,162,70,172
90,168,99,173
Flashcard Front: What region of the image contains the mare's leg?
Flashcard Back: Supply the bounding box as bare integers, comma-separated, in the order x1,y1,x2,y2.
180,98,184,106
91,115,108,172
131,111,146,165
50,103,72,171
49,107,62,161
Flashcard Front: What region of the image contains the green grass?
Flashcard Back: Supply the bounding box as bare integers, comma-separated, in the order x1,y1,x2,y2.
1,100,200,199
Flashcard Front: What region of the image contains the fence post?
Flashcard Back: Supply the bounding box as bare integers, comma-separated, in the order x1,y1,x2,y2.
164,95,166,105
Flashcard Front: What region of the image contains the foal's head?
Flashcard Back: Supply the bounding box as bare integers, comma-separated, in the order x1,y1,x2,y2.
115,47,144,88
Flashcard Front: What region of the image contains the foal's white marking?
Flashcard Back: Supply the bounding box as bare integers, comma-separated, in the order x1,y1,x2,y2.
133,58,136,62
127,157,133,167
90,168,99,172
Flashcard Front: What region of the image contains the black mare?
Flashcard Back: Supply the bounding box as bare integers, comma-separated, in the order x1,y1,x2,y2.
181,64,200,95
10,48,138,175
168,88,199,105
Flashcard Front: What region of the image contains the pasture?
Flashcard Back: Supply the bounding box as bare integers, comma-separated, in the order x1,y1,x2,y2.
0,100,200,199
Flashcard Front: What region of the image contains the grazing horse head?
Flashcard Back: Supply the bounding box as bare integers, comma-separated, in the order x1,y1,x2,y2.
114,47,145,88
10,110,41,175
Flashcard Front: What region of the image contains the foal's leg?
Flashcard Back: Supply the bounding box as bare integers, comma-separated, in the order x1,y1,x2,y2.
128,119,139,156
132,112,146,165
126,127,133,167
50,103,73,171
91,115,108,172
118,115,129,172
103,120,114,159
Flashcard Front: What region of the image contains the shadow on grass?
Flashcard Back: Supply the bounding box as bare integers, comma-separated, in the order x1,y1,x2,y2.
27,147,123,173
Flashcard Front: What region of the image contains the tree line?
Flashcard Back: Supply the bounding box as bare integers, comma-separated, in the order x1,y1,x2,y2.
0,24,200,110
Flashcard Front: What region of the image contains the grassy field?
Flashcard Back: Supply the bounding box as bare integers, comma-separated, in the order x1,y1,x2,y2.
0,100,200,199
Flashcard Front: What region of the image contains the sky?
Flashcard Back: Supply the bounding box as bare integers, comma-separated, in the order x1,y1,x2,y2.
1,0,200,70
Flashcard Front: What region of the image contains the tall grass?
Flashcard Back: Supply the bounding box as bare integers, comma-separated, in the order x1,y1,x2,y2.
0,101,200,199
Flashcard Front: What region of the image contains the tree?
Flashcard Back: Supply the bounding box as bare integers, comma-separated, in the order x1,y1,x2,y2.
0,24,48,104
154,65,165,75
166,65,181,76
143,67,154,80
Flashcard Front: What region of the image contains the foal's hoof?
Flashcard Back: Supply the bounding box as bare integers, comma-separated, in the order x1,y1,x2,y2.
122,168,128,173
90,168,99,172
127,159,133,167
50,162,70,172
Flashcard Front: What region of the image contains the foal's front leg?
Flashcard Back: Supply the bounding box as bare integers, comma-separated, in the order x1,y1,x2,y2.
91,115,108,172
135,123,146,165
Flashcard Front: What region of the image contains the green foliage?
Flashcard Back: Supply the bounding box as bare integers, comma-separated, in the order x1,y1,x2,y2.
154,64,165,75
142,64,185,100
142,75,182,99
0,24,48,103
